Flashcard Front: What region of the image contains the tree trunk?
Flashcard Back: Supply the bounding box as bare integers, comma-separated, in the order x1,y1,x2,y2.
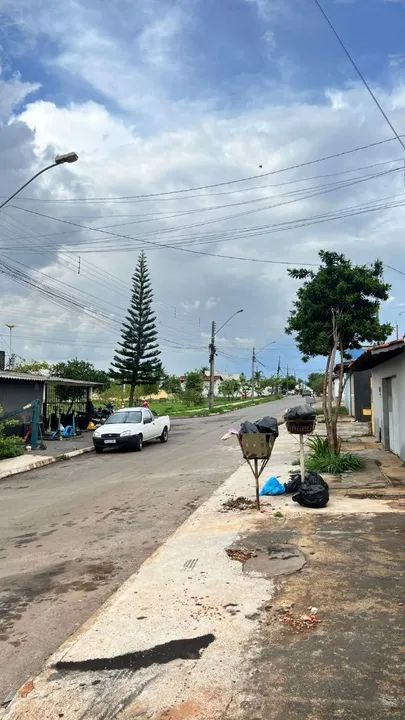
325,311,339,453
128,384,135,406
322,355,329,423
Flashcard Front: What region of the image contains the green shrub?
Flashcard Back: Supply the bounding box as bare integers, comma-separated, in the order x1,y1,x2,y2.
0,434,25,459
306,435,364,474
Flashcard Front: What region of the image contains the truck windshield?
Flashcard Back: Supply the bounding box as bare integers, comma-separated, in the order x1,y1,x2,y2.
105,411,142,424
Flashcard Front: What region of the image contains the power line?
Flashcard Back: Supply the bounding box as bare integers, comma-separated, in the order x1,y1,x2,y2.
3,136,404,203
312,0,405,153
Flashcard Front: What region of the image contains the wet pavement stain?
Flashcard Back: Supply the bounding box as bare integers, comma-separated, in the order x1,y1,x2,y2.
54,634,215,673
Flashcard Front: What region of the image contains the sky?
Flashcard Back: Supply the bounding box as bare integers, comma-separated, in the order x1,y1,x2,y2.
0,0,405,380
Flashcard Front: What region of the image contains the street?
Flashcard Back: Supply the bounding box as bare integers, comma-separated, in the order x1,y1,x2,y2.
0,398,293,702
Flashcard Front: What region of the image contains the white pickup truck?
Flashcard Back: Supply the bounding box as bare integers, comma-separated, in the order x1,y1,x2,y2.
92,407,170,453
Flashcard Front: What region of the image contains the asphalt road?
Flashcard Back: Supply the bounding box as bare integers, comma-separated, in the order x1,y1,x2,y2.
0,398,295,702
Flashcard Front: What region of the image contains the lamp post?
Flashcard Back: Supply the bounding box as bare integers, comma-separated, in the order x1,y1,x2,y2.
0,152,79,210
5,324,15,369
396,311,405,340
208,309,244,410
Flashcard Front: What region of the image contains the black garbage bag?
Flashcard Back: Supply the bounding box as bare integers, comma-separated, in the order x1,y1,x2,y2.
292,472,329,508
254,416,279,438
284,405,316,422
284,474,302,494
239,420,259,434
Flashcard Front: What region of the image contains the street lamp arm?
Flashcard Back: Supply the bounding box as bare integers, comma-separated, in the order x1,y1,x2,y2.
215,308,244,335
0,152,79,211
0,164,57,210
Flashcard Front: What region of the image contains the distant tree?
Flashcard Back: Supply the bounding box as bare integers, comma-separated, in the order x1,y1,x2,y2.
286,251,391,451
307,372,325,396
14,359,50,374
51,358,111,401
51,358,110,389
161,373,182,395
110,252,162,405
184,370,204,405
239,372,251,397
253,370,265,396
219,378,240,399
280,375,296,392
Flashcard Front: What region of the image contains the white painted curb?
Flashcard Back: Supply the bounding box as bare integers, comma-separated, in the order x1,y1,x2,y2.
0,446,94,481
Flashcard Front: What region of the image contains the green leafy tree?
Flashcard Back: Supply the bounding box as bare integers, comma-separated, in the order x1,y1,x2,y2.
51,358,111,401
219,378,240,399
307,372,325,396
280,374,296,392
239,372,251,397
184,370,204,405
14,360,50,374
161,373,182,395
286,251,391,451
110,252,162,405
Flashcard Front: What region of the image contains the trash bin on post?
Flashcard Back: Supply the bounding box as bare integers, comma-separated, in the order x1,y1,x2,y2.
284,406,316,484
237,433,277,511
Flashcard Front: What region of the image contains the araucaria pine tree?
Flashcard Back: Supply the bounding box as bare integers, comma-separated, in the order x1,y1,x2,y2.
111,252,162,405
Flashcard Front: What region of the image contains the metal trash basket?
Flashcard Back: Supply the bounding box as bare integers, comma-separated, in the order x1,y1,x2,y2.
285,420,316,435
238,433,276,460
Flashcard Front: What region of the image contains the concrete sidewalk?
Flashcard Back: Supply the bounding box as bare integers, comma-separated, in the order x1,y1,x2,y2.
0,433,94,481
3,427,404,719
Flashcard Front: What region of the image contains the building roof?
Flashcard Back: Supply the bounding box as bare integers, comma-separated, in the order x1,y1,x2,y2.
351,339,405,371
0,371,101,387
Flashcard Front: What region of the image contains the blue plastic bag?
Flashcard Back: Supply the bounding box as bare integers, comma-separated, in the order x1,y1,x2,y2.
259,477,286,496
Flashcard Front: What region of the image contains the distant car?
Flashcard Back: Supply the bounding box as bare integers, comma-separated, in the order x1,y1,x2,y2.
92,407,170,453
301,389,313,397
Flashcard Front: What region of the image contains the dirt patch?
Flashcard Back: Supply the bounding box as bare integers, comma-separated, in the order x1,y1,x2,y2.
221,496,257,512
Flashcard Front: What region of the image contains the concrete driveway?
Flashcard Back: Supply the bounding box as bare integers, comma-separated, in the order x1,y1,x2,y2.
0,398,294,702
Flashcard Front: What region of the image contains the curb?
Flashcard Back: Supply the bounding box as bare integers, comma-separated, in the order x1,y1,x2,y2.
0,446,94,481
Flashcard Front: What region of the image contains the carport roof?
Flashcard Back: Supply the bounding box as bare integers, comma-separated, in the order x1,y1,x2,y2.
0,371,101,387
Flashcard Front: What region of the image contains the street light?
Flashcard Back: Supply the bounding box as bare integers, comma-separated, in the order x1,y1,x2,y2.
5,324,15,370
396,311,405,340
0,152,79,210
208,309,244,410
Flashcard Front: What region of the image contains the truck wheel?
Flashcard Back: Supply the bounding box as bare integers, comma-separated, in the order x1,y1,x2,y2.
134,434,143,452
160,427,168,443
94,446,103,454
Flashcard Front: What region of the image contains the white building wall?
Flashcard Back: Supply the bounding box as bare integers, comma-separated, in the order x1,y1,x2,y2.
371,354,405,460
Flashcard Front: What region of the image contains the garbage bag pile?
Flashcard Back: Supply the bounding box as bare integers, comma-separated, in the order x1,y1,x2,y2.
239,416,279,438
283,405,316,422
286,471,329,508
259,471,329,505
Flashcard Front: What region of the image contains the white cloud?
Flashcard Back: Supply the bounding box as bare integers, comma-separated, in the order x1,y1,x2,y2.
1,6,405,373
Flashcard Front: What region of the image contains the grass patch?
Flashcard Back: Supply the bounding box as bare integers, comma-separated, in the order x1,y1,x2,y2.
149,395,282,417
306,435,365,474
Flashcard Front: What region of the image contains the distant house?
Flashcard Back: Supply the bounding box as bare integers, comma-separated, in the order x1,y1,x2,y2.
179,373,224,397
352,339,405,460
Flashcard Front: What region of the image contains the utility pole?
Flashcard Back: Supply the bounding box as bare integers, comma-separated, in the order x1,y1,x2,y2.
5,324,15,370
251,346,256,399
208,321,216,410
276,356,281,396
